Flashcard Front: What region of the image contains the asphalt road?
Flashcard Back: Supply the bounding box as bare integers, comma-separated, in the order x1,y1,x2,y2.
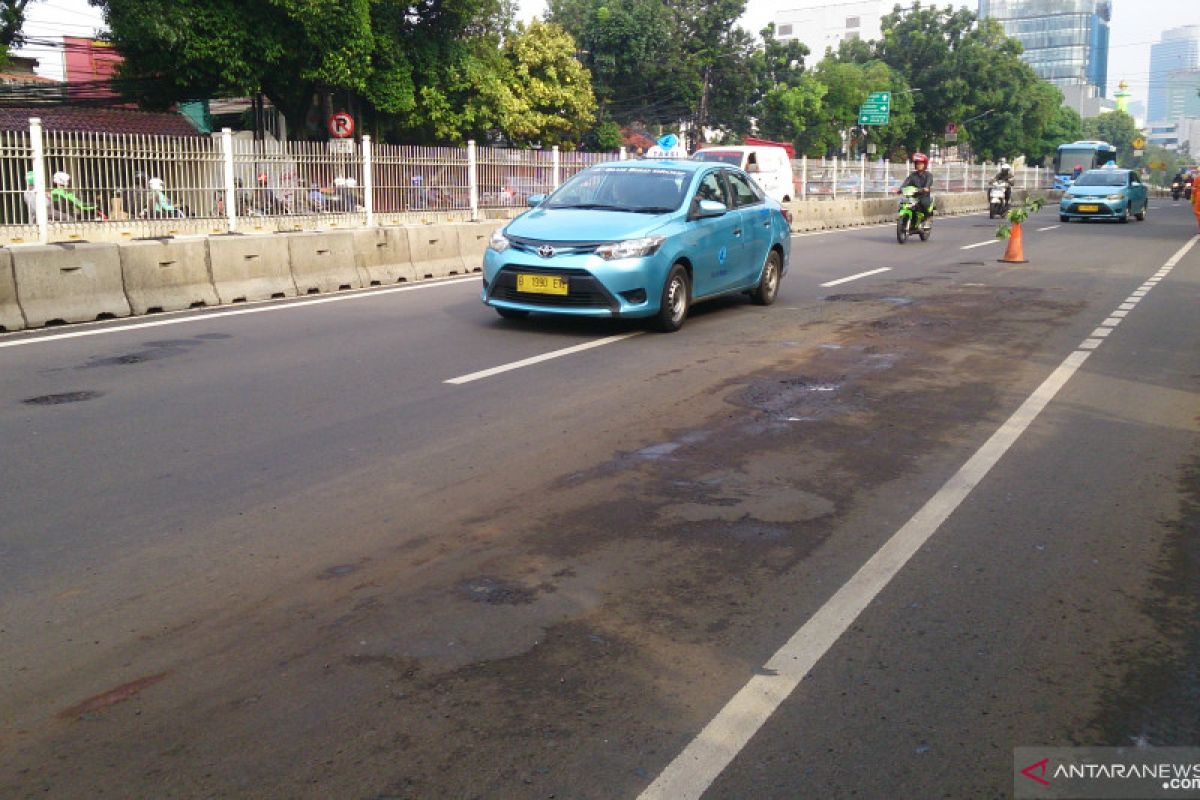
2,201,1198,799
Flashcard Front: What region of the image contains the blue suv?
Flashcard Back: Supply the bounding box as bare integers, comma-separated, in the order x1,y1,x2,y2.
481,159,792,331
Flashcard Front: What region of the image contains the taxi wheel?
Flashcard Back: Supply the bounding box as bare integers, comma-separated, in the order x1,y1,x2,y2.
653,263,690,332
751,250,782,306
1136,203,1147,221
495,307,530,320
1118,207,1129,224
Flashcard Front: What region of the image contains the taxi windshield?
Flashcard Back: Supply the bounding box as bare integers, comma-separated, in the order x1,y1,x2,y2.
1074,171,1126,187
545,166,689,213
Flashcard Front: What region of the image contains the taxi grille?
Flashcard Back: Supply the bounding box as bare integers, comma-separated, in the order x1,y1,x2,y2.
489,265,618,310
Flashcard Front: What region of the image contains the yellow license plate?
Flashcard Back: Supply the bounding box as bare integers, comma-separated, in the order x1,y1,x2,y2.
1078,204,1100,212
516,274,569,295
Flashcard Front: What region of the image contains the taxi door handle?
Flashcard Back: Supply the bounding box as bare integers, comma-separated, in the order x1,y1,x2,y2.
733,227,743,237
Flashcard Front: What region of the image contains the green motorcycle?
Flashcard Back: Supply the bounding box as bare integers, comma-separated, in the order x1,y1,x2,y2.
896,185,933,244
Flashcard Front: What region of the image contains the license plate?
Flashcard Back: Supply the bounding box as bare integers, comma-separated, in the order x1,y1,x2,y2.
516,274,568,295
1078,204,1100,212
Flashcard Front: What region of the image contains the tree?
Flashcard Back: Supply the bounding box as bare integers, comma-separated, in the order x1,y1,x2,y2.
1026,103,1082,167
498,20,596,147
92,0,517,143
0,0,37,48
1083,110,1140,166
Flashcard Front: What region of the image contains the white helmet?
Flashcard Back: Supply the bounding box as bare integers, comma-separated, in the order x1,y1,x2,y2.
52,171,70,187
148,177,164,191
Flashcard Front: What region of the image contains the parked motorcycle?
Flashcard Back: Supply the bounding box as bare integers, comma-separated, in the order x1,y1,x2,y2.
896,186,931,244
988,180,1010,218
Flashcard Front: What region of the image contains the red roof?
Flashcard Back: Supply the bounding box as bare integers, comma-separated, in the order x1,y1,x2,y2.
0,106,201,137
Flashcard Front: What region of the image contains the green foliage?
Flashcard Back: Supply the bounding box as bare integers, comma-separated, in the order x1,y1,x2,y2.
1027,104,1082,167
0,0,34,47
996,196,1044,239
498,20,596,147
1082,110,1140,166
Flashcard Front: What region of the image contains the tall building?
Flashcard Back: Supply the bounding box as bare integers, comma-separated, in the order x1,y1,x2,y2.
1148,26,1200,122
977,0,1111,108
771,1,914,62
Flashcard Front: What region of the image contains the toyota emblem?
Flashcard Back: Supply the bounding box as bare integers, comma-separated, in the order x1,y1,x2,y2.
537,245,556,258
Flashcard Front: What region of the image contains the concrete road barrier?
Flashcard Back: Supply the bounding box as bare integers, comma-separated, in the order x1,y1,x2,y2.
120,238,219,315
0,248,24,331
407,225,465,279
287,231,361,295
354,227,416,285
12,242,130,327
208,235,296,304
456,221,503,274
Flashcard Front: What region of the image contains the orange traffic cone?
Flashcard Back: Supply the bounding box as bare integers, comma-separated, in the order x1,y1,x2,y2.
999,221,1027,264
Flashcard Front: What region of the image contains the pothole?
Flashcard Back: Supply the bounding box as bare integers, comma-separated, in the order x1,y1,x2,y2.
23,391,103,406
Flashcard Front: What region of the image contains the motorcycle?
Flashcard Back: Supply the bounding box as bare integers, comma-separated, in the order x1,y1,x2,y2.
896,185,932,244
988,180,1010,218
1171,180,1184,201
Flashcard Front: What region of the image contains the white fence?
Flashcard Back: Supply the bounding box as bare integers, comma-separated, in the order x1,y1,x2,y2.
2,116,1052,244
795,155,1052,200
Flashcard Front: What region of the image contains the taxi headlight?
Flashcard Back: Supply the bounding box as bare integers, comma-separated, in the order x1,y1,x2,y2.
596,236,666,261
1106,193,1125,201
487,230,511,253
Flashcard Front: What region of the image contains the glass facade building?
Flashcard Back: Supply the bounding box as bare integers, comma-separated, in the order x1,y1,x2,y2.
1148,26,1200,122
978,0,1110,98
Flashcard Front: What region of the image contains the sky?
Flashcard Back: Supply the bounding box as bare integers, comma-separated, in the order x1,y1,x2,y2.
11,0,1199,116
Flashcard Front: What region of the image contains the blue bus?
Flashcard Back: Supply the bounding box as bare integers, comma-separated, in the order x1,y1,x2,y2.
1054,140,1118,189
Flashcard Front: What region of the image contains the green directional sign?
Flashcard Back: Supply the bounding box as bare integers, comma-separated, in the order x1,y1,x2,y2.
857,91,891,126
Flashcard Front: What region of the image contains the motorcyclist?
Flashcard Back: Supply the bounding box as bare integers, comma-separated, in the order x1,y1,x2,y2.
1170,169,1188,200
992,158,1014,207
49,171,98,221
899,152,934,228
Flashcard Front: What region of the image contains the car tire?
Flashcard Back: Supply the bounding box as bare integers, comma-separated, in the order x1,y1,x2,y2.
1118,207,1129,224
1136,202,1147,221
653,263,690,332
495,307,529,320
1060,214,1069,222
751,250,782,306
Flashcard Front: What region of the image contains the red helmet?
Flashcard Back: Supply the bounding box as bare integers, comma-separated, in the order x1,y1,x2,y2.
912,152,929,166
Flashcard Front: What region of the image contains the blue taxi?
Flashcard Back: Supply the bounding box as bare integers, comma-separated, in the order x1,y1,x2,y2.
1060,167,1149,223
481,160,792,332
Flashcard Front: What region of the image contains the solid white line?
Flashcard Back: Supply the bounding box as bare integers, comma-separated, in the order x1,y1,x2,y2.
638,238,1200,800
444,332,642,385
638,347,1094,800
1164,235,1199,268
961,239,999,250
0,275,481,350
1036,225,1061,232
819,267,892,287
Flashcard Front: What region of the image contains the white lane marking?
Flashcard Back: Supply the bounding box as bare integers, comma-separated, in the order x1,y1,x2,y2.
1111,310,1129,318
792,223,893,238
1036,225,1061,232
637,235,1200,800
0,275,481,350
1101,317,1122,327
819,267,892,287
637,349,1092,800
1090,327,1112,338
444,332,642,385
961,239,999,250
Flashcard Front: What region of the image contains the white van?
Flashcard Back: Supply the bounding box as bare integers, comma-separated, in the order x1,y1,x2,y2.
692,145,796,203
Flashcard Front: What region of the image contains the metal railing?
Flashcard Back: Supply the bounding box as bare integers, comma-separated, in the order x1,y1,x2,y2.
793,155,1053,201
2,115,1056,244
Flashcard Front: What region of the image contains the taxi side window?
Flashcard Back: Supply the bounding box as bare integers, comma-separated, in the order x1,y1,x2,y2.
695,172,727,206
724,171,763,208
